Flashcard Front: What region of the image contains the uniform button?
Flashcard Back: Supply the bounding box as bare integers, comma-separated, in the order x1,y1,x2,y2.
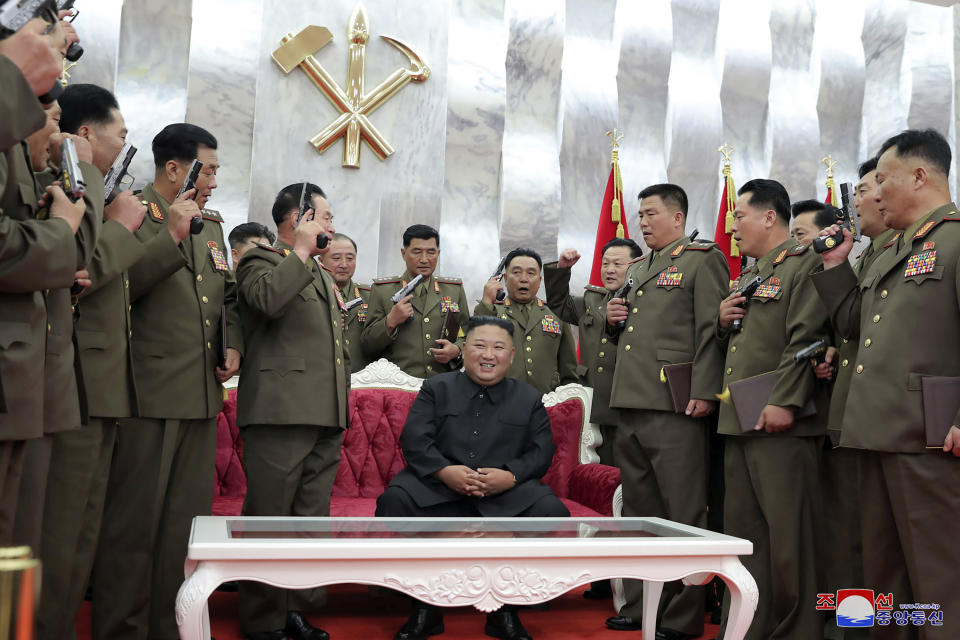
335,339,340,346
206,342,211,349
597,366,604,373
601,338,607,344
632,307,638,313
856,364,864,374
525,346,531,352
624,345,631,351
424,333,430,339
730,346,737,353
196,274,203,282
637,290,643,297
880,289,888,299
202,296,209,303
205,319,211,327
47,324,51,333
125,280,129,288
128,330,132,337
873,314,880,323
472,429,479,436
527,371,533,376
345,339,350,345
337,358,341,365
423,317,430,323
427,349,432,355
526,336,532,342
841,359,849,367
864,338,872,348
842,338,848,344
627,326,634,332
427,365,433,371
468,452,476,459
128,305,132,311
726,367,733,375
598,351,605,358
501,314,508,319
526,358,532,363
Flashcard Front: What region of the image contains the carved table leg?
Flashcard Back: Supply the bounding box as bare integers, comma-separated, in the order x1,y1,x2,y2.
641,580,663,640
716,557,759,640
176,561,218,640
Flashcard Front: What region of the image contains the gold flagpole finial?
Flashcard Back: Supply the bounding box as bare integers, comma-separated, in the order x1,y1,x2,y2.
821,154,838,179
718,143,734,166
606,129,624,152
60,59,78,87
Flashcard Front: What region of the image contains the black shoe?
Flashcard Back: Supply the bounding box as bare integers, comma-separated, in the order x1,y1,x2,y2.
395,603,444,640
655,628,696,640
605,615,642,631
246,632,286,640
582,580,613,599
286,611,330,640
485,608,532,640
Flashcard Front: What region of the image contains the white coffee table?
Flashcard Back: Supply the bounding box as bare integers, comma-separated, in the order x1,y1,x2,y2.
176,516,756,640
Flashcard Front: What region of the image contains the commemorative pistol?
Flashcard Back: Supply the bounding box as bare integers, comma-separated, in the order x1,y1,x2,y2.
729,274,763,333
813,182,860,254
391,274,424,304
103,142,136,205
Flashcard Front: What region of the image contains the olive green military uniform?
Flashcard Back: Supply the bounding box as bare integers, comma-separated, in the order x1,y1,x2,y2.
819,229,894,640
605,237,728,637
473,297,578,395
813,205,960,639
11,166,101,554
340,279,371,373
717,238,830,640
362,271,469,378
236,240,349,633
0,57,86,545
543,263,619,464
38,210,146,640
92,183,243,640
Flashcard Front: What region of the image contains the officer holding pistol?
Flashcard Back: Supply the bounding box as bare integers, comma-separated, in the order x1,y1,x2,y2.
321,232,372,373
475,248,578,395
362,224,469,378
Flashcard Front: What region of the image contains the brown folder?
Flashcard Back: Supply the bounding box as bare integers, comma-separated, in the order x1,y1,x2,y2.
663,363,692,414
728,371,816,433
921,376,960,448
440,309,460,343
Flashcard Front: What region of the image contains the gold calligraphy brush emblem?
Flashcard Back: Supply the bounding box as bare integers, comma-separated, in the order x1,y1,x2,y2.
272,3,431,168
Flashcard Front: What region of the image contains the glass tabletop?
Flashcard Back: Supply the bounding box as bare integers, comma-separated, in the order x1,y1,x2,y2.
226,517,701,540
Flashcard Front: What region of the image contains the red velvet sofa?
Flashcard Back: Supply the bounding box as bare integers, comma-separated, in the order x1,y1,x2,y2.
214,360,621,518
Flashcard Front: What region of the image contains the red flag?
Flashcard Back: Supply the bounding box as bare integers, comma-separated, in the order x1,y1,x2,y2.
589,161,629,287
825,184,838,206
713,160,741,281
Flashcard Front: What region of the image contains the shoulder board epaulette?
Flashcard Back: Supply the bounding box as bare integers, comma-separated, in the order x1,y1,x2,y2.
584,284,607,294
536,298,544,307
788,243,808,256
357,283,372,291
669,244,685,257
148,202,164,221
319,262,334,273
773,248,789,265
436,276,463,284
884,232,902,248
252,242,284,256
628,256,645,265
684,242,715,251
200,208,224,223
373,276,402,285
944,215,960,222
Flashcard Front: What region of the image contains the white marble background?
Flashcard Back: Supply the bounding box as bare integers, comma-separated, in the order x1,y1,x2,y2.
67,0,959,301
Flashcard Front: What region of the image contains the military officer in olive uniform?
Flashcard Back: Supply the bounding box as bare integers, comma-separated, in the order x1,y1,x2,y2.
36,84,148,640
0,48,92,545
813,129,960,639
717,179,830,640
544,237,642,465
321,232,371,373
236,182,348,640
92,124,243,640
475,248,578,395
362,224,469,378
603,184,728,640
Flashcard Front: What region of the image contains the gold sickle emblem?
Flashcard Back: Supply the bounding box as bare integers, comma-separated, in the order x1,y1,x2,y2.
272,4,431,168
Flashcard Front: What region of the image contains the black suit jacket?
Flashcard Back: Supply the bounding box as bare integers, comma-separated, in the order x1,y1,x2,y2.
389,371,558,516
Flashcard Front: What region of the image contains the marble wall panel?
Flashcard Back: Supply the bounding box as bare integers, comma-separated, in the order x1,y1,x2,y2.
905,2,957,193
65,0,123,93
557,0,619,291
248,0,450,285
615,0,672,227
717,0,772,189
499,0,564,264
185,0,265,240
814,0,866,193
768,0,820,202
860,0,908,159
439,0,506,302
114,0,193,191
665,0,724,236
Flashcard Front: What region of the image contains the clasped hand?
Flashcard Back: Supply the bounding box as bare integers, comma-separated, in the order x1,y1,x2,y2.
435,465,515,498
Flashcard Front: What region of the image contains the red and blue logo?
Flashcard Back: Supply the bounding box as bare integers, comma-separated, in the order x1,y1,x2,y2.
836,589,875,627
